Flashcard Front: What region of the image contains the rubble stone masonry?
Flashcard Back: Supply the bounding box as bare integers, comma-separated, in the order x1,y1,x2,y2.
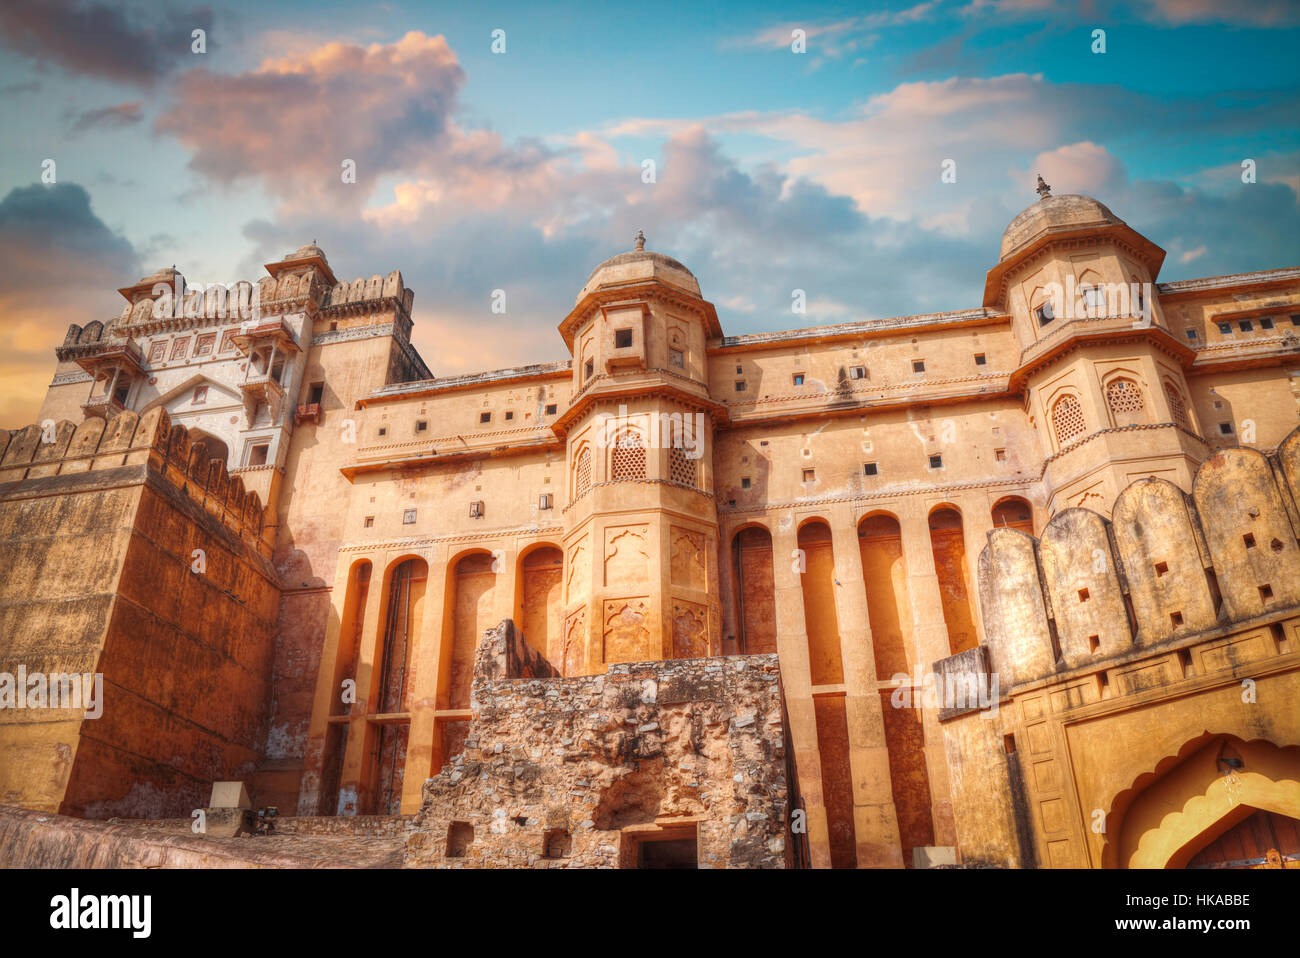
404,622,791,868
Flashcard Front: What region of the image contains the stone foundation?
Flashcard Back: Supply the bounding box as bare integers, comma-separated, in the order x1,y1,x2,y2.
405,630,790,869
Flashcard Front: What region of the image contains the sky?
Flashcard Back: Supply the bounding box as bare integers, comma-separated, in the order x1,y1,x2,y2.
1,0,1298,426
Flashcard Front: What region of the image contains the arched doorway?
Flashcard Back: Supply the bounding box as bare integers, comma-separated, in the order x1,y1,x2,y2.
731,526,776,654
1112,735,1300,868
991,496,1034,535
928,506,978,655
190,428,229,466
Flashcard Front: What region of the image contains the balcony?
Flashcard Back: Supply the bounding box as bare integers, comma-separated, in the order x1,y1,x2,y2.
241,369,285,406
295,402,322,425
81,393,127,419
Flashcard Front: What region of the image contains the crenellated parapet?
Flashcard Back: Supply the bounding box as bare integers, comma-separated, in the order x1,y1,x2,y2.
54,246,416,351
0,408,270,556
976,428,1300,688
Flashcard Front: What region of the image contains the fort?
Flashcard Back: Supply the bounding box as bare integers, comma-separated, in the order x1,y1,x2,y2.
0,189,1296,868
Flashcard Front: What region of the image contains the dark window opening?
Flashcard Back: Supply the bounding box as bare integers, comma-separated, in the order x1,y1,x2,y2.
634,835,697,870
863,462,878,476
614,328,633,349
543,829,571,859
974,353,986,366
929,454,943,469
446,822,473,858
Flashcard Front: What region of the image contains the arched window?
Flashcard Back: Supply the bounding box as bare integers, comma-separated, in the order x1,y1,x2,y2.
1106,377,1147,427
1164,381,1189,430
1051,394,1086,447
573,446,592,500
610,430,646,481
1077,270,1106,317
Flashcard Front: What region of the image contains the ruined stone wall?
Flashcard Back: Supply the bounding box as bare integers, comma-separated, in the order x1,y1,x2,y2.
0,408,280,818
938,430,1300,866
404,622,789,868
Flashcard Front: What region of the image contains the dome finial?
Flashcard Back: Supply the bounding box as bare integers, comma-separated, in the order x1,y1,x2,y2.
634,229,646,251
1036,174,1052,199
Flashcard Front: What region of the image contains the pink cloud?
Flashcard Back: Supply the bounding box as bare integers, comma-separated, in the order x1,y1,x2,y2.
156,31,465,211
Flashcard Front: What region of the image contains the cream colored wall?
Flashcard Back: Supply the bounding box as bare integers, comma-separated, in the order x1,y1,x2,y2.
711,320,1015,420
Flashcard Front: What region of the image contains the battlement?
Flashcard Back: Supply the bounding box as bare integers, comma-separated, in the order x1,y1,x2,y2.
58,253,416,353
0,408,270,555
974,428,1300,688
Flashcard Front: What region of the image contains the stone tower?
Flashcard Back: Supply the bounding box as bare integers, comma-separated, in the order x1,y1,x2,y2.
551,234,729,674
984,191,1199,514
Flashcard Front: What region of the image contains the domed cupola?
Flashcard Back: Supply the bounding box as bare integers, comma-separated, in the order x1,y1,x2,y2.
983,177,1165,310
575,230,701,304
999,192,1125,262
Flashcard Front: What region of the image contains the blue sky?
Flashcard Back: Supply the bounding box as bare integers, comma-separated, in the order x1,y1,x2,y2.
1,0,1298,424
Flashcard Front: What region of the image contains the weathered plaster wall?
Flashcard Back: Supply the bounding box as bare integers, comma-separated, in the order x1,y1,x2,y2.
943,438,1300,867
0,408,279,818
404,622,788,868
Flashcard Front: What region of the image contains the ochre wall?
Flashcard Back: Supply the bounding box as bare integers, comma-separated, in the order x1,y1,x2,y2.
0,408,279,817
946,440,1300,867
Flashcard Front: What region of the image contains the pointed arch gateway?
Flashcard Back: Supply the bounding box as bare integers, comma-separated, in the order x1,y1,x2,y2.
1109,734,1300,868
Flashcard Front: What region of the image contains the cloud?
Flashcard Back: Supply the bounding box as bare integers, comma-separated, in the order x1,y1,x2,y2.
1011,141,1128,197
67,101,143,133
0,0,214,87
1136,0,1300,26
0,183,139,428
728,3,936,57
12,32,1291,423
155,31,466,211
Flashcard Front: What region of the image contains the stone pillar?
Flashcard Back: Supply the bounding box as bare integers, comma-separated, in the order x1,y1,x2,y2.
899,510,958,848
959,495,995,647
297,556,363,816
402,553,449,813
337,556,391,816
491,544,518,626
771,520,832,868
830,508,904,867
